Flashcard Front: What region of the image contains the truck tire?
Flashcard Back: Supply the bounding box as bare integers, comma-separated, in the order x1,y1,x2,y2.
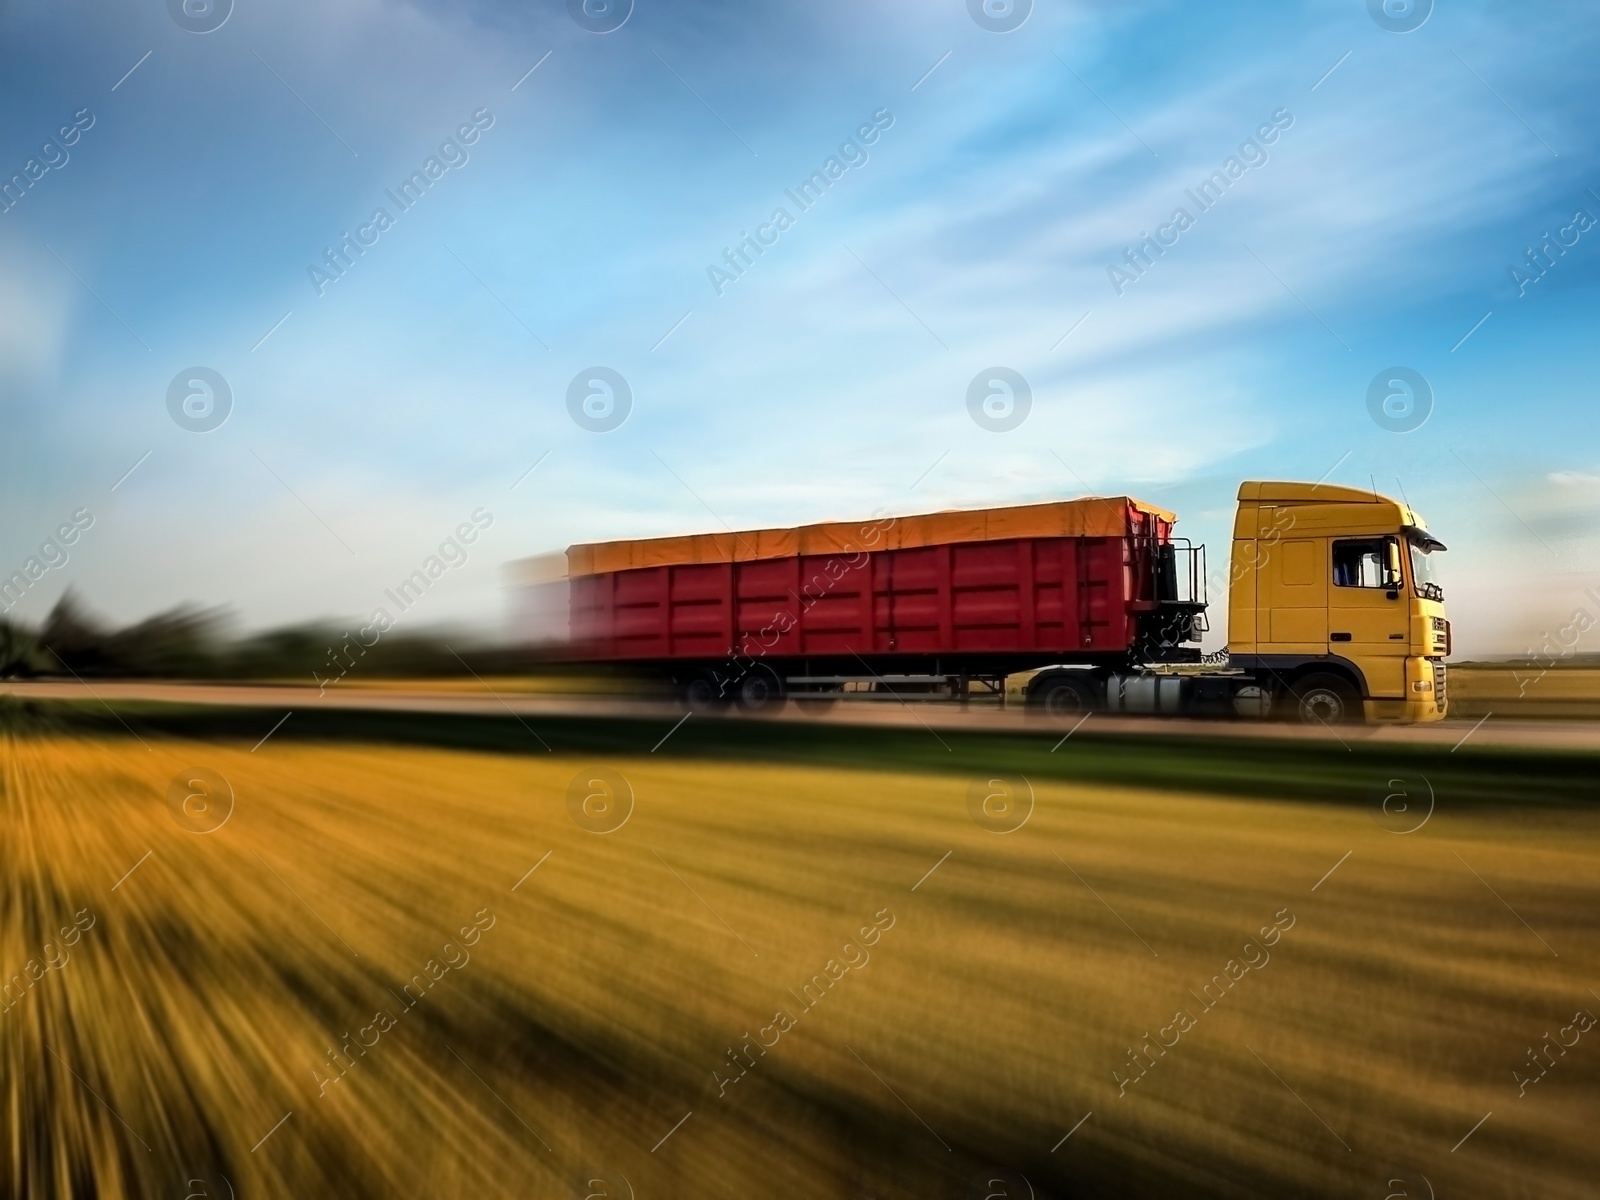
1030,672,1101,717
681,671,731,711
734,665,786,712
1288,673,1360,725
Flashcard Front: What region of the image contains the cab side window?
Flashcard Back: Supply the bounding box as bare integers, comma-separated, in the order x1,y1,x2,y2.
1332,538,1398,588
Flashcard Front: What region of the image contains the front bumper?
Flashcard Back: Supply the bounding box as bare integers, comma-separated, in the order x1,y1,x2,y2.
1364,658,1448,723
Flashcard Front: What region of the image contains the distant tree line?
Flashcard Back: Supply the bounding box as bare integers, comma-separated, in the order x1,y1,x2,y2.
0,591,541,680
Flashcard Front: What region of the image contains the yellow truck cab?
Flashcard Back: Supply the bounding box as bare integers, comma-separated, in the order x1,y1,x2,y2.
1227,481,1450,723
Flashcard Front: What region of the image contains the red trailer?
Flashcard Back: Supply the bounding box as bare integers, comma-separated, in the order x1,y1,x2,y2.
565,496,1206,709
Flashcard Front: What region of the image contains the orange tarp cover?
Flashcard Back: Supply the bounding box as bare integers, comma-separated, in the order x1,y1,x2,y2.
566,495,1174,578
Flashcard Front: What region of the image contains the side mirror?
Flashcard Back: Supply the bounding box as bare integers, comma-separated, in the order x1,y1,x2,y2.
1385,588,1399,600
1384,541,1404,591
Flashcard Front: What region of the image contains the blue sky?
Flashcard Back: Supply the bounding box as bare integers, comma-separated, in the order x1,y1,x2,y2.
2,0,1598,654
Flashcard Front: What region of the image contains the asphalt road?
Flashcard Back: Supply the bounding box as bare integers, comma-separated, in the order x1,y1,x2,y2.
5,678,1597,753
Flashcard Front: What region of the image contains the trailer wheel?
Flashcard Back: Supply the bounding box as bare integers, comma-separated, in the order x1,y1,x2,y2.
681,671,732,711
1288,673,1359,725
734,665,786,712
1029,672,1101,717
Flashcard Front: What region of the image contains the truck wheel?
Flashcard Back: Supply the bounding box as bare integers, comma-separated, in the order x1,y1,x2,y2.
1030,672,1101,717
734,665,786,712
1288,673,1359,725
681,671,731,711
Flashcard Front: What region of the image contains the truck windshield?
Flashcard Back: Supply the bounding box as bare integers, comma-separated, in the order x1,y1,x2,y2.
1408,538,1443,600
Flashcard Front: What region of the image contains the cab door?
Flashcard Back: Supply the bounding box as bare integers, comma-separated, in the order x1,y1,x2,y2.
1256,508,1327,652
1327,536,1407,697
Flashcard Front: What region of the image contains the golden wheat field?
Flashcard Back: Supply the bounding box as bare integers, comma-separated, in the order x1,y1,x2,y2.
1446,666,1600,718
2,715,1599,1199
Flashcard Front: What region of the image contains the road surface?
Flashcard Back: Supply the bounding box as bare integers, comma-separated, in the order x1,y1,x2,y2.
4,678,1596,753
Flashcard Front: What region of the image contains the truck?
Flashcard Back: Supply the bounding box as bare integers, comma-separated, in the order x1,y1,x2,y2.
560,480,1450,724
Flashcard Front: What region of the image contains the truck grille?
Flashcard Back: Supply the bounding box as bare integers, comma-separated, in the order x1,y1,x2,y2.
1430,616,1451,656
1433,660,1447,706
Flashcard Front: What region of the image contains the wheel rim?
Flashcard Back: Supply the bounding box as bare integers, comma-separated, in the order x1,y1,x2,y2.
1299,689,1345,723
1044,688,1086,717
